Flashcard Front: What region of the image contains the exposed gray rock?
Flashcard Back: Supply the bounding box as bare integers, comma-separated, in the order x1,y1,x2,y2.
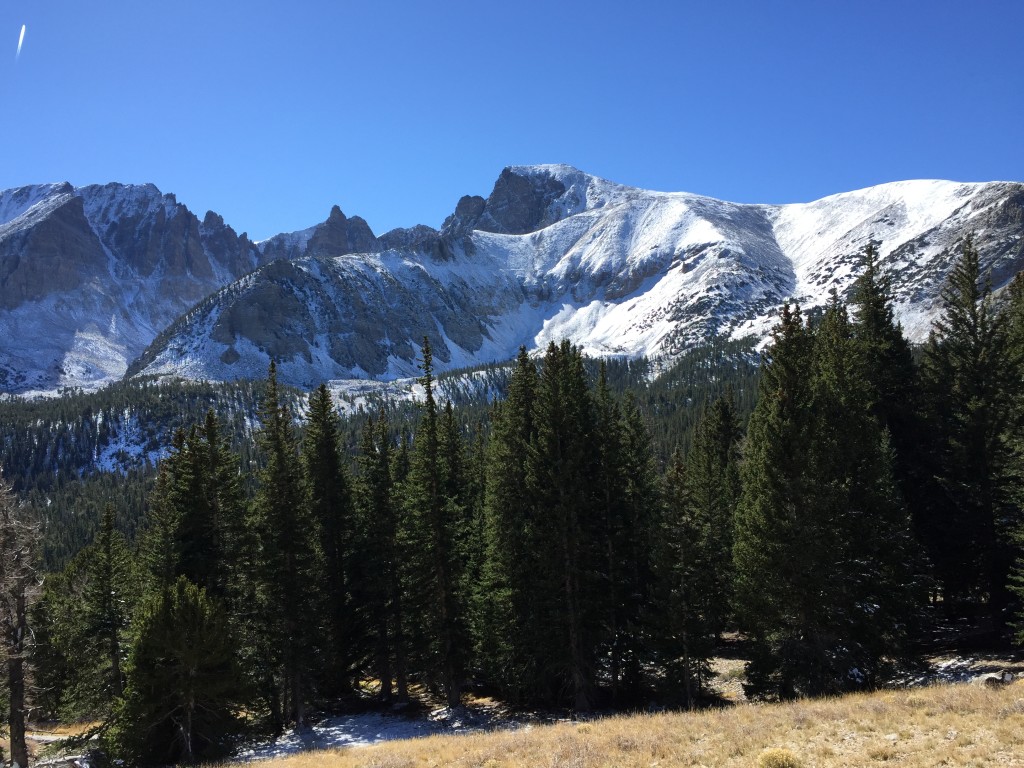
0,182,271,393
306,205,379,257
379,224,439,251
476,167,567,234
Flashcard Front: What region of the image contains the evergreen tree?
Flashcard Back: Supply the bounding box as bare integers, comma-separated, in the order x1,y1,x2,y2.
250,361,319,728
476,348,540,703
302,383,357,699
82,505,134,702
920,236,1017,619
734,301,917,698
353,412,408,703
1000,275,1024,639
616,393,660,698
653,392,740,705
108,577,244,765
138,415,244,600
526,340,600,710
592,363,629,703
201,410,248,602
850,244,920,490
403,338,469,707
654,449,716,705
808,298,919,686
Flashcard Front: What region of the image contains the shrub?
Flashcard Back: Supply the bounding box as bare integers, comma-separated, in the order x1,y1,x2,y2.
756,747,804,768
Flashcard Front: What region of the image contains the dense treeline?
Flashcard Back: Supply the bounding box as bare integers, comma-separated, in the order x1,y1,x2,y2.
9,238,1024,764
3,343,756,571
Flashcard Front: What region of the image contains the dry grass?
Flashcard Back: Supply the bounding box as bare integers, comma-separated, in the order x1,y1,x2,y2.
260,681,1024,768
28,720,100,737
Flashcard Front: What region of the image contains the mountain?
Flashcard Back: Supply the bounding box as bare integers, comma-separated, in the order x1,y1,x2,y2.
1,167,1020,394
129,165,1024,390
0,184,381,394
0,182,258,394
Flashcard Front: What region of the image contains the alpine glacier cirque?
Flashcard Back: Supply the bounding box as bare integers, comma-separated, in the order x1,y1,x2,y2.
1,165,1022,393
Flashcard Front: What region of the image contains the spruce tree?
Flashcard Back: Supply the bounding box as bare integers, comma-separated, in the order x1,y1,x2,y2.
654,449,716,705
734,300,917,698
302,383,357,699
353,412,408,703
108,577,244,765
593,362,630,703
920,236,1017,619
250,361,319,728
526,340,600,710
617,392,660,698
476,347,540,703
999,275,1024,639
653,392,739,705
83,505,134,702
850,244,920,490
403,338,469,707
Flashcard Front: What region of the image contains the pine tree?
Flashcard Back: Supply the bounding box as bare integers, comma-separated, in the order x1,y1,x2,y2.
302,383,357,699
920,236,1017,619
526,340,600,710
250,361,319,728
108,577,244,765
353,412,408,703
476,347,540,703
403,338,469,707
734,300,917,698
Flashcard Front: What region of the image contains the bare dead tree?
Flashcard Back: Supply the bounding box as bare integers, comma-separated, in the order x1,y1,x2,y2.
0,472,41,768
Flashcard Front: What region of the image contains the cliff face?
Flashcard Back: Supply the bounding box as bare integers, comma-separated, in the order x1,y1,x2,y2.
0,182,267,393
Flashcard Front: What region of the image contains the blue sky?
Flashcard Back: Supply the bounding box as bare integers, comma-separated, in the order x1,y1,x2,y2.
2,1,1022,240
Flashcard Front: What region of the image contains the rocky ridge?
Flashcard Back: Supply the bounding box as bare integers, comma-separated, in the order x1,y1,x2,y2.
133,165,1024,389
2,166,1022,394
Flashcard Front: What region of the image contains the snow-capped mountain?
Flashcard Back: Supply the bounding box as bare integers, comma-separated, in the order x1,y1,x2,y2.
2,167,1021,394
0,182,263,393
0,183,388,395
130,165,1024,390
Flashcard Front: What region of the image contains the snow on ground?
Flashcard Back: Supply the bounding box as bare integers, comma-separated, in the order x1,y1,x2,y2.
233,651,1024,762
234,706,522,762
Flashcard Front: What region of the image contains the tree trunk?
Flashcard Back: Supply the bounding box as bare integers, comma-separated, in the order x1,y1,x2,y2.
8,589,28,768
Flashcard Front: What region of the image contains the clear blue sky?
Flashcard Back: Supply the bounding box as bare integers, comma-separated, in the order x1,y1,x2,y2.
2,1,1022,241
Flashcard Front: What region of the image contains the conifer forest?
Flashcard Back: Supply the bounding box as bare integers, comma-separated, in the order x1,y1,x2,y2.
2,240,1024,764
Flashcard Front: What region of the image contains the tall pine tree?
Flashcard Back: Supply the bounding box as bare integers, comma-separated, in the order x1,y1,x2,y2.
920,236,1017,620
302,383,358,699
403,338,470,707
250,361,319,728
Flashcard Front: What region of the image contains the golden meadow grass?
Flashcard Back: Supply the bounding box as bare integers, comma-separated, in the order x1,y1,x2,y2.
255,681,1024,768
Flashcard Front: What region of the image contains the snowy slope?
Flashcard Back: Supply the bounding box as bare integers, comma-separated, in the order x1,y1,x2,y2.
132,165,1024,389
0,183,267,394
3,166,1021,394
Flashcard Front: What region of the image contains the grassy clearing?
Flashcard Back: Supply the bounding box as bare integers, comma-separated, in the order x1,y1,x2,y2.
259,681,1024,768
